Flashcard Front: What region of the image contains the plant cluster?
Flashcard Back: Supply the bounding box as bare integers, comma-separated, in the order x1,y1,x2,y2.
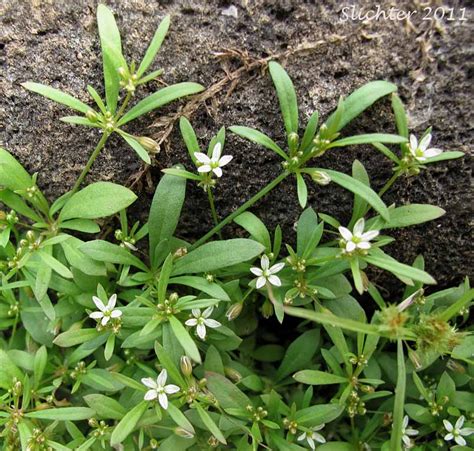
0,5,472,451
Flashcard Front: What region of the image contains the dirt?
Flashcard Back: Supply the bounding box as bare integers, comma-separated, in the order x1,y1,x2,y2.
1,0,472,293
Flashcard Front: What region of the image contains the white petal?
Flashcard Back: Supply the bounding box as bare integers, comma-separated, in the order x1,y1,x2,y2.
256,276,267,289
185,318,198,327
218,155,233,167
346,241,356,252
211,142,222,161
353,218,365,235
409,134,418,151
212,167,223,178
444,420,454,432
106,294,117,310
424,148,442,158
455,436,466,446
110,309,122,318
202,306,214,318
260,255,270,270
444,433,453,441
338,227,353,241
460,428,474,436
269,262,285,274
157,369,168,387
164,384,180,394
357,241,371,250
191,309,201,318
198,164,212,173
141,378,158,389
144,390,158,401
101,316,110,326
307,436,315,450
197,323,207,340
89,311,104,319
455,416,465,429
312,432,326,444
402,415,409,428
194,152,211,164
268,275,281,287
297,433,306,442
158,393,168,410
250,267,263,276
361,230,379,241
402,435,411,447
204,318,221,329
406,428,419,436
313,424,325,431
92,296,106,311
419,133,432,151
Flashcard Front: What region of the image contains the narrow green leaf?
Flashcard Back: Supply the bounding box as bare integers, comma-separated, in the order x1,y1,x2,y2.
167,403,195,434
195,403,227,444
268,61,299,139
21,82,91,114
169,315,201,363
37,250,73,279
390,340,406,451
391,94,408,138
205,372,251,410
33,346,47,389
229,126,288,160
296,173,308,209
25,407,95,421
293,370,347,385
87,85,107,113
84,394,126,420
158,254,173,303
328,133,406,148
234,212,271,251
137,15,170,77
424,151,465,163
0,148,33,191
118,83,204,125
120,133,151,164
53,328,100,347
162,168,202,181
300,111,319,154
367,204,445,230
349,160,370,226
179,116,200,163
59,116,99,127
110,401,148,446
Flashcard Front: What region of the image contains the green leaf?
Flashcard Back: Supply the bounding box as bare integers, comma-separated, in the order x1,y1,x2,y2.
293,370,347,385
158,254,173,303
234,212,271,251
87,85,107,113
60,116,99,127
300,111,319,153
349,160,370,226
0,350,23,389
120,133,151,164
53,328,100,347
149,172,186,264
328,133,406,148
25,407,95,421
37,250,73,279
205,372,251,410
169,315,201,363
364,252,436,285
21,82,91,114
0,148,33,191
60,219,100,234
154,342,186,386
195,403,227,444
322,169,389,221
168,276,230,301
80,240,148,271
179,117,200,163
229,126,288,160
60,182,137,220
61,237,106,276
84,394,126,420
391,94,408,138
97,4,127,113
110,401,148,446
295,404,344,426
167,403,195,434
368,204,445,230
390,340,406,451
33,346,47,389
268,61,298,140
424,151,464,163
325,81,397,132
118,83,204,125
296,173,308,209
172,239,265,275
137,15,170,77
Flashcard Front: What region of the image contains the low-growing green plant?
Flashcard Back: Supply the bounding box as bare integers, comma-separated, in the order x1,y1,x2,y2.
0,5,472,451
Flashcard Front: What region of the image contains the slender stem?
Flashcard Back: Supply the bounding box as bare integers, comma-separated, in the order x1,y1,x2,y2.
71,132,110,194
190,171,290,250
207,187,221,238
378,172,400,197
114,91,132,122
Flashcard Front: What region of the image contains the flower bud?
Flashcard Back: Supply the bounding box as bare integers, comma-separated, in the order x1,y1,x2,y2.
262,299,274,319
226,303,243,321
137,136,160,154
224,366,242,382
85,110,99,122
288,132,299,153
309,170,331,185
180,356,193,377
174,427,194,439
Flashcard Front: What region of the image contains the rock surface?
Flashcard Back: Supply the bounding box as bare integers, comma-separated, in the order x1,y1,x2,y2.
1,0,472,292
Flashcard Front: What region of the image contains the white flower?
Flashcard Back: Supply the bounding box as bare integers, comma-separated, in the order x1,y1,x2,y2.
444,415,474,446
184,307,221,340
141,369,180,410
89,294,122,326
401,415,419,448
194,142,233,178
338,218,379,253
297,424,326,449
408,133,443,162
250,255,285,289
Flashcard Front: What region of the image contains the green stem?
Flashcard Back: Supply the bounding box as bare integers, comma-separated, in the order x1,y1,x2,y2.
207,188,222,239
71,132,110,194
378,172,400,197
190,171,290,250
114,92,132,122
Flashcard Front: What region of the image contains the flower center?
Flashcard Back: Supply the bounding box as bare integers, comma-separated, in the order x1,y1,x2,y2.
210,161,220,168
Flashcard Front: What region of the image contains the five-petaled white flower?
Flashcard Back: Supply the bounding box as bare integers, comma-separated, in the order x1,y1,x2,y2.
443,415,474,446
297,424,326,449
194,142,233,178
89,294,122,326
338,218,379,253
141,369,180,410
401,415,419,448
408,133,443,162
250,255,285,289
184,307,221,340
